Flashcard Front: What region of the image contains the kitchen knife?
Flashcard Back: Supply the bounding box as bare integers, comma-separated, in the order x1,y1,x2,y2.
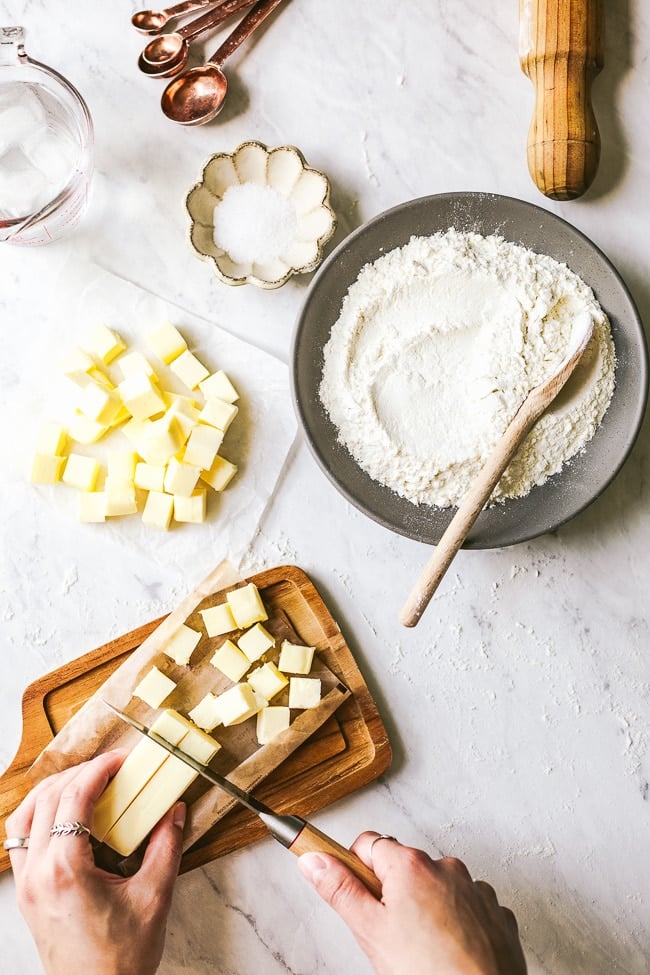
104,702,383,898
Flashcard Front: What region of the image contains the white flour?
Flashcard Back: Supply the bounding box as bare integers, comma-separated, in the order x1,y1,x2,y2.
319,230,616,507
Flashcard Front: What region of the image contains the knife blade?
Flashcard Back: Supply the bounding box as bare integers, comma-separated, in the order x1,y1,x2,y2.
104,702,383,898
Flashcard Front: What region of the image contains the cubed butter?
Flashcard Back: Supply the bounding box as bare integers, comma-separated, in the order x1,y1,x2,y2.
118,373,166,421
278,641,316,675
62,346,95,384
288,677,322,709
30,453,66,485
120,417,152,451
62,453,101,491
139,414,183,465
78,381,122,425
146,322,187,364
68,411,108,445
247,662,288,702
132,665,176,708
164,457,200,497
91,709,191,842
134,462,166,492
182,424,223,470
256,706,291,745
36,424,67,456
199,398,238,433
199,370,239,404
226,583,268,629
210,640,250,683
215,683,260,726
173,490,206,524
105,480,138,516
163,623,201,666
142,490,174,530
237,623,275,663
117,351,157,381
200,602,237,637
84,324,126,364
79,491,107,522
107,451,137,485
188,692,223,731
170,350,210,389
201,455,237,492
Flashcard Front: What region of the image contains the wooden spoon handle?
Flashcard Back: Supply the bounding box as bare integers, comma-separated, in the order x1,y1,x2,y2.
519,0,604,200
209,0,285,67
288,821,383,899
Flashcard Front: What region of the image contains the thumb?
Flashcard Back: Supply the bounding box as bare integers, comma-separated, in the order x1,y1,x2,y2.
136,802,186,901
299,852,380,937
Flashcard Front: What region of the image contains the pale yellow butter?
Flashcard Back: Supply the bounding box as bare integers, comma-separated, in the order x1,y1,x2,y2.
62,453,101,491
170,350,210,390
199,398,238,433
200,602,237,637
247,662,287,702
78,381,122,426
36,424,67,456
118,373,166,421
215,683,260,726
164,457,200,497
134,462,166,492
139,414,184,465
226,583,268,629
104,480,138,516
79,491,107,522
288,677,322,709
84,324,126,365
146,322,187,364
117,351,157,381
210,639,250,683
132,665,176,708
30,453,66,485
237,623,275,663
188,692,223,731
201,455,237,492
199,370,239,404
278,641,315,675
68,411,108,445
173,490,206,524
182,424,223,470
142,490,174,530
107,451,137,485
256,706,291,745
163,623,201,666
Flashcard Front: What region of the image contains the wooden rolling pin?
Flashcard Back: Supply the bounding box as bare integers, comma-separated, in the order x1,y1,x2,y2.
519,0,604,200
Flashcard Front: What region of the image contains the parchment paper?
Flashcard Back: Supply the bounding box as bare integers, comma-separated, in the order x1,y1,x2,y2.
10,258,296,573
30,561,350,869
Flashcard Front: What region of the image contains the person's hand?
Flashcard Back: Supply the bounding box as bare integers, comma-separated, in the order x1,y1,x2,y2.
5,751,185,975
299,831,527,975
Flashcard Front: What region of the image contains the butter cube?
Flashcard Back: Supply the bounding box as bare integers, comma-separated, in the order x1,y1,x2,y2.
179,724,221,764
84,324,126,364
117,351,157,381
118,373,166,420
201,455,237,492
62,346,95,384
199,370,239,404
164,457,200,497
79,491,107,522
227,583,268,629
146,322,187,364
173,490,206,524
288,677,322,709
256,706,291,745
91,709,191,842
107,451,137,485
121,417,152,450
237,623,275,663
170,350,210,390
134,462,166,492
200,602,237,637
188,692,223,731
139,414,183,465
210,639,250,683
36,424,67,456
30,453,66,484
183,425,223,470
142,490,174,530
216,683,260,726
163,623,202,666
62,453,100,491
199,398,238,433
104,480,138,516
78,381,122,425
68,411,108,444
166,400,200,442
247,662,288,702
278,641,315,675
132,665,176,708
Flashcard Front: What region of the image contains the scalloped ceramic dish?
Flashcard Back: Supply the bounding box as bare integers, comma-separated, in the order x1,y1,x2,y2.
186,141,336,289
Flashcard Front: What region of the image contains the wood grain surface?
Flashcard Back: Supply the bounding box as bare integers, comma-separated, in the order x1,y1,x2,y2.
0,565,391,875
519,0,604,200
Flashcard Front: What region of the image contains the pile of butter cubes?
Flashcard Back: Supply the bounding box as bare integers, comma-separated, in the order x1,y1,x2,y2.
95,582,322,857
29,322,239,528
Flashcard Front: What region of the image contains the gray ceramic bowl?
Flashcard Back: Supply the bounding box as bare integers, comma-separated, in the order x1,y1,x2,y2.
291,192,648,548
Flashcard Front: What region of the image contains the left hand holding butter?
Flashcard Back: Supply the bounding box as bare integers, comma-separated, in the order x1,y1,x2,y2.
4,752,185,975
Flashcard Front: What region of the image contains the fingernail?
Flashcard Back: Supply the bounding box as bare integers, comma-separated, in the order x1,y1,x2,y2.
298,852,328,885
173,802,187,829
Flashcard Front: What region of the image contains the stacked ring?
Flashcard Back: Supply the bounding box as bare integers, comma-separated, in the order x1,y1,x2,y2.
3,836,30,851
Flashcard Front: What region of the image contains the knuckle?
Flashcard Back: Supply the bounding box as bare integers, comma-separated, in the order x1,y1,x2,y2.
501,906,519,930
401,847,434,873
440,855,471,877
324,871,360,913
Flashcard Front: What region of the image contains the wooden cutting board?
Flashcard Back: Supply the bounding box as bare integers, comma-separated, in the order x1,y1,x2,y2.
0,565,391,874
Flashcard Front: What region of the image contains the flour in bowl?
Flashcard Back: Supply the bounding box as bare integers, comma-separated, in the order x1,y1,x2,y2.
319,229,616,507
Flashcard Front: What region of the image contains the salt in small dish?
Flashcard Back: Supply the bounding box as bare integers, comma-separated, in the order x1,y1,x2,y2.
185,140,336,289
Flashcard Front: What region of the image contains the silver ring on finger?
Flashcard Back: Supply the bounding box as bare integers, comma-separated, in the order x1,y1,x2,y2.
49,821,91,839
3,836,30,851
369,833,397,863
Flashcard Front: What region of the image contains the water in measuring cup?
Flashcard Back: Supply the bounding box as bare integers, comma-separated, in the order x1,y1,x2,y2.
0,80,80,222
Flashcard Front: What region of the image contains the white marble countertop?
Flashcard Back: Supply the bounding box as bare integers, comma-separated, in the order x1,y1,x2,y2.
1,1,649,973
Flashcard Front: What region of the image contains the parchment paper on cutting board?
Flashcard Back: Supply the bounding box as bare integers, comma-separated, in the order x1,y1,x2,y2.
7,259,296,572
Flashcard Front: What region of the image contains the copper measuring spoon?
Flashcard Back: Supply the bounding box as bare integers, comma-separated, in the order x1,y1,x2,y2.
161,0,286,125
132,0,219,34
138,0,254,78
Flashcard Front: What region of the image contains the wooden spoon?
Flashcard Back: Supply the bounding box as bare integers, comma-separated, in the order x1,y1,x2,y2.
399,313,595,628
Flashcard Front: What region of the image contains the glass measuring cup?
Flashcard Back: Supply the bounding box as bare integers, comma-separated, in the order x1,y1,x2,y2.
0,26,94,245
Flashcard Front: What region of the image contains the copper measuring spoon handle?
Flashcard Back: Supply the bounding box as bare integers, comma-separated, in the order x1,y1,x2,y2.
132,0,220,33
207,0,286,68
172,0,254,41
